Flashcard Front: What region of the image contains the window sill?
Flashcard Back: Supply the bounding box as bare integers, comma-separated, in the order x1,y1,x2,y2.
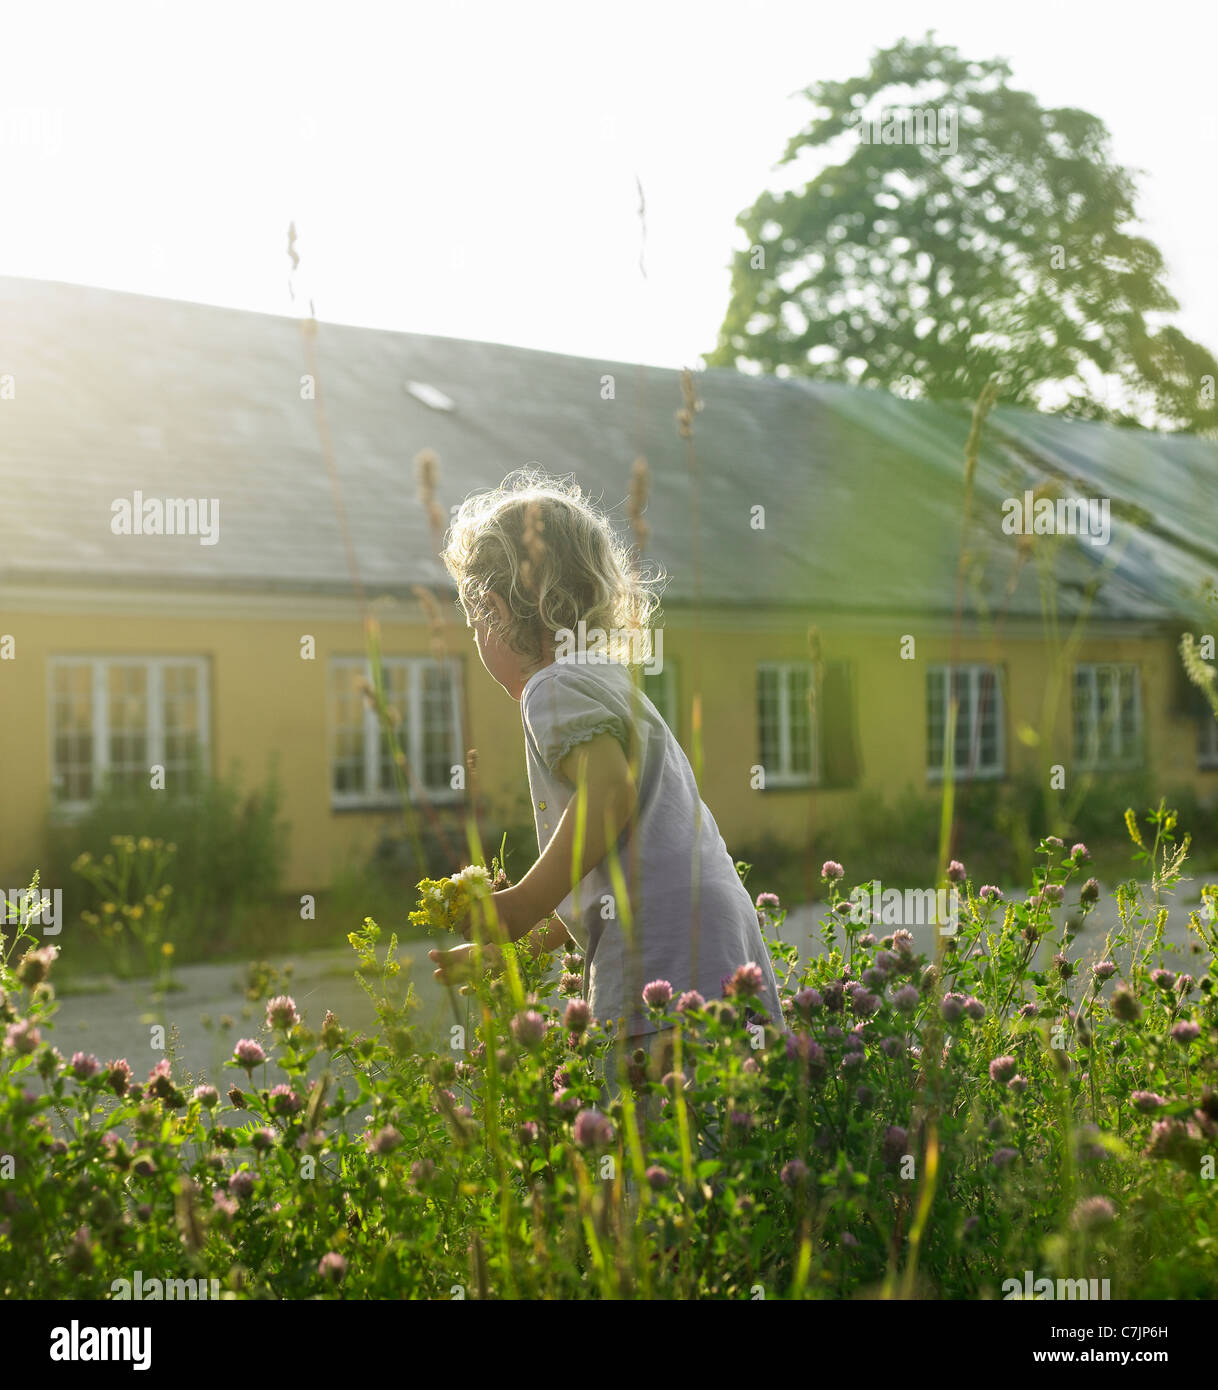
926,768,1006,782
331,793,466,814
50,794,204,822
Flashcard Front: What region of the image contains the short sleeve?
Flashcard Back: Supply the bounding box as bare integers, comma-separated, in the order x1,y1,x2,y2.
523,669,630,778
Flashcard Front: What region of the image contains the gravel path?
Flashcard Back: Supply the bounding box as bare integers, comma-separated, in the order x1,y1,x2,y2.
41,879,1213,1090
47,943,457,1098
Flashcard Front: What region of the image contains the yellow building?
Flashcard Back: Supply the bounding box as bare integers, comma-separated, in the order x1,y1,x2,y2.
2,277,1216,895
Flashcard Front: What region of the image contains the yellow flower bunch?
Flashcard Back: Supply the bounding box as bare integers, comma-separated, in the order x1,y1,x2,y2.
410,864,494,938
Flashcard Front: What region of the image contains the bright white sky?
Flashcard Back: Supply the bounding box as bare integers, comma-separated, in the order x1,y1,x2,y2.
2,0,1215,371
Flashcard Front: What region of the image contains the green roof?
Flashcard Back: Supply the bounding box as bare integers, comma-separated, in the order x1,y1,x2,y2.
1,275,1213,625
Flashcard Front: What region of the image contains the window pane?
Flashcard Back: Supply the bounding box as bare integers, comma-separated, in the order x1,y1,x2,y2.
107,665,148,794
331,666,368,795
1072,668,1093,763
1118,668,1139,755
787,668,812,775
946,670,969,771
757,669,779,774
162,664,202,795
926,670,946,768
975,670,998,769
420,665,454,790
377,665,411,792
1096,668,1117,762
51,663,94,802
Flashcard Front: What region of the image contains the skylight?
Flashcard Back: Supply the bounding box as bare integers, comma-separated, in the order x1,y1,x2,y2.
404,380,455,412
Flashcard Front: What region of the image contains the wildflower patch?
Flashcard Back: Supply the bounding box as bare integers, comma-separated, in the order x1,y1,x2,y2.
2,806,1216,1300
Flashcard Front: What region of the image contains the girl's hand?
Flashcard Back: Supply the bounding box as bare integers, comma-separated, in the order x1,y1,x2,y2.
455,888,523,944
428,941,503,988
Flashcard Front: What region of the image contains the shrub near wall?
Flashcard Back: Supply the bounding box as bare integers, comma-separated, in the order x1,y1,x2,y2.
45,768,288,965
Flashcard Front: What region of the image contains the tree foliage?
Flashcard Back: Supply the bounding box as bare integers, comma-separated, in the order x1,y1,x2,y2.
707,35,1217,432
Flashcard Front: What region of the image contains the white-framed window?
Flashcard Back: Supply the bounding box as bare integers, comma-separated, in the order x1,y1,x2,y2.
926,664,1005,780
329,656,463,808
1073,663,1142,769
756,662,817,787
48,656,210,811
640,662,678,735
1199,713,1218,769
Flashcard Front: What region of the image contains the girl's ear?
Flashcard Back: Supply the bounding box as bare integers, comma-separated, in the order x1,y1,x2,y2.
486,592,511,625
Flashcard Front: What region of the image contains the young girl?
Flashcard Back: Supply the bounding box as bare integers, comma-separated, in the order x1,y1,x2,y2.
428,471,784,1085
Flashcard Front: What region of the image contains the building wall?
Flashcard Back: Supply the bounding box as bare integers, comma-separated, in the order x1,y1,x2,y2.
1,590,1215,895
677,616,1217,851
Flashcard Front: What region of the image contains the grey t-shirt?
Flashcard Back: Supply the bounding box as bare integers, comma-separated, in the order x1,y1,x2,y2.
520,657,785,1039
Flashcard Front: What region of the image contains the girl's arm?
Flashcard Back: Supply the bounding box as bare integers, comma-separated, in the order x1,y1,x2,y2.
487,732,637,945
431,912,571,986
530,913,574,956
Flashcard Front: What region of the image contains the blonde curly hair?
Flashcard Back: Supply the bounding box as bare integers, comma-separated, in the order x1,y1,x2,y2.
441,469,665,665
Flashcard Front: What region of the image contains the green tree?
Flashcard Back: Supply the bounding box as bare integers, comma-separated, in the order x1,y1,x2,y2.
707,34,1218,433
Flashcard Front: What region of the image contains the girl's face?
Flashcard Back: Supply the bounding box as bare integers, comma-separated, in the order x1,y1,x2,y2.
472,614,522,698
470,594,552,700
